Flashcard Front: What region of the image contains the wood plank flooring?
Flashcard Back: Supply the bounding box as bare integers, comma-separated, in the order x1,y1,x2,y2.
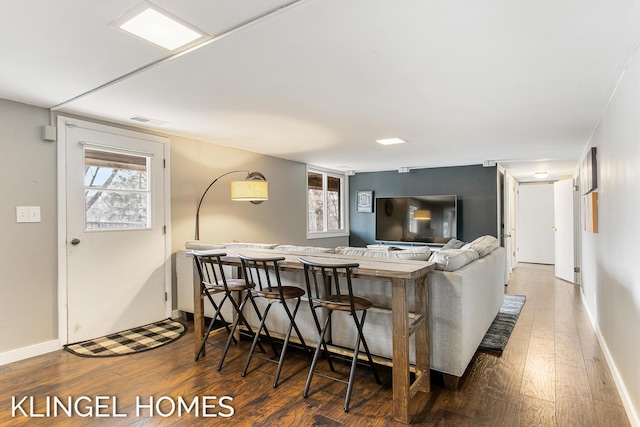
0,263,631,426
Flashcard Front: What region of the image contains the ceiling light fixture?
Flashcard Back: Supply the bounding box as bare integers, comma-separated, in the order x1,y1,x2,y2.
54,0,306,112
376,138,407,145
534,171,549,179
112,1,209,51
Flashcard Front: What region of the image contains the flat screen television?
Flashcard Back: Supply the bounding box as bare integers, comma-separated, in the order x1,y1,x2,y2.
375,195,457,244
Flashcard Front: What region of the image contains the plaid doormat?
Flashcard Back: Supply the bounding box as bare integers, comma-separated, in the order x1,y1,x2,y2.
64,319,186,358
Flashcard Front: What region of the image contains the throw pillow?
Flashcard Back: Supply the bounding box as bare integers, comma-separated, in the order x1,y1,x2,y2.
461,235,499,257
431,249,479,271
441,238,466,250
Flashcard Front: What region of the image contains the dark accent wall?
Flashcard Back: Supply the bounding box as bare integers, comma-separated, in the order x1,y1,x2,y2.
349,165,498,246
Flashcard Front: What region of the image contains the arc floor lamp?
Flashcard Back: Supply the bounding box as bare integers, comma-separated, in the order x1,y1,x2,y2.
194,170,268,240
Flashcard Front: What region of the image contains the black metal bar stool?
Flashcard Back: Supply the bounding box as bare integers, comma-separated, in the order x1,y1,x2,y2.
299,257,381,412
239,253,311,388
192,251,265,366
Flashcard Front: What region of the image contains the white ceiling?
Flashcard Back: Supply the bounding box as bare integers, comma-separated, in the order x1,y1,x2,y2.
3,0,640,181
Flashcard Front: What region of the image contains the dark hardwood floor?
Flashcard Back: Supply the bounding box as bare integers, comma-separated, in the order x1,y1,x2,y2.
0,264,631,426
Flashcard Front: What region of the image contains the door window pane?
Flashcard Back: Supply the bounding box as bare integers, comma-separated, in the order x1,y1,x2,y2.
84,148,151,230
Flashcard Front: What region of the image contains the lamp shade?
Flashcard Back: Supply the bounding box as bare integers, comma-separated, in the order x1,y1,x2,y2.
414,210,431,220
230,179,268,201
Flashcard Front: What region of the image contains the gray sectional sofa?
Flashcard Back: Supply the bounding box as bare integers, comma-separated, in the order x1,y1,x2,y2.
176,236,506,388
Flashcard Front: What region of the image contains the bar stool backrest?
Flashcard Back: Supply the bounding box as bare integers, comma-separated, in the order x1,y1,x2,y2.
299,258,360,312
238,254,286,298
193,251,229,291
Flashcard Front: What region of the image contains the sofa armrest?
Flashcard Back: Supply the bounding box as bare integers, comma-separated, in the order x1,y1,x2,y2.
427,247,506,376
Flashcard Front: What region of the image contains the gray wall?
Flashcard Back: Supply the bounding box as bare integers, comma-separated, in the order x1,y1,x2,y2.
170,135,347,250
349,165,498,246
169,135,348,302
580,40,640,422
0,99,57,353
0,99,348,357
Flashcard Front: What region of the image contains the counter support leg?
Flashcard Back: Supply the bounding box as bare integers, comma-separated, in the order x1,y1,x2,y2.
392,278,411,423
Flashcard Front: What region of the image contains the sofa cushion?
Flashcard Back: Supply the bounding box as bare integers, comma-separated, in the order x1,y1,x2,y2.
388,246,432,260
441,238,466,250
461,235,499,257
225,242,278,249
335,246,386,257
274,245,335,253
335,246,431,261
431,249,480,271
185,241,227,250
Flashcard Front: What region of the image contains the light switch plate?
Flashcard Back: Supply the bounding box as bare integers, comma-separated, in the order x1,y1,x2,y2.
29,206,41,223
16,206,29,223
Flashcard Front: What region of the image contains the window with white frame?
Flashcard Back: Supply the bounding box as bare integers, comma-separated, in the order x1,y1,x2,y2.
307,167,347,237
84,148,152,231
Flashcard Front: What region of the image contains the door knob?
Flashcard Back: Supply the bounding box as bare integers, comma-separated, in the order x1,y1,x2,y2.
71,238,81,245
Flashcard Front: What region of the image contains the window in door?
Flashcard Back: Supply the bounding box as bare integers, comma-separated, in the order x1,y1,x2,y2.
84,148,152,230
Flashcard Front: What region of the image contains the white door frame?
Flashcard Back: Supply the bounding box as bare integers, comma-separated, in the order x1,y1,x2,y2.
56,116,172,345
516,182,555,264
573,174,582,286
553,178,576,283
500,167,518,275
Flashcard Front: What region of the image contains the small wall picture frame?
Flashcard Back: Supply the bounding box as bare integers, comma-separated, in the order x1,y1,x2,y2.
357,191,374,213
582,191,598,233
581,147,597,195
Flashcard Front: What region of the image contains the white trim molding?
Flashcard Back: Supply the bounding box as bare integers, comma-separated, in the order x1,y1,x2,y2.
581,291,639,427
305,164,350,239
56,116,173,344
0,340,60,366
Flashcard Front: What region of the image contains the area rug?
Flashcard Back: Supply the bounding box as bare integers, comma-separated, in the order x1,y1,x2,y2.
478,294,526,354
64,319,186,357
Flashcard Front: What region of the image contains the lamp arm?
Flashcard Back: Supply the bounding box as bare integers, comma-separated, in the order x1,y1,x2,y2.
194,170,248,240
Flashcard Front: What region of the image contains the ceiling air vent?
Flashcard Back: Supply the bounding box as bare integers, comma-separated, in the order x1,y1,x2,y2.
130,115,168,125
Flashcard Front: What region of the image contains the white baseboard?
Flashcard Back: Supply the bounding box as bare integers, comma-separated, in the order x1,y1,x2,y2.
0,340,61,366
171,309,182,319
581,292,639,427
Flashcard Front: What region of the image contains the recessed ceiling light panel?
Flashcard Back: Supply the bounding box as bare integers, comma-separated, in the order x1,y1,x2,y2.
376,137,407,145
112,1,209,51
534,171,549,179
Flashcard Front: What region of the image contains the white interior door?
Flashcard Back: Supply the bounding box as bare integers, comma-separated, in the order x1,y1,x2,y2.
61,120,169,343
517,183,555,264
503,171,517,274
554,178,575,282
